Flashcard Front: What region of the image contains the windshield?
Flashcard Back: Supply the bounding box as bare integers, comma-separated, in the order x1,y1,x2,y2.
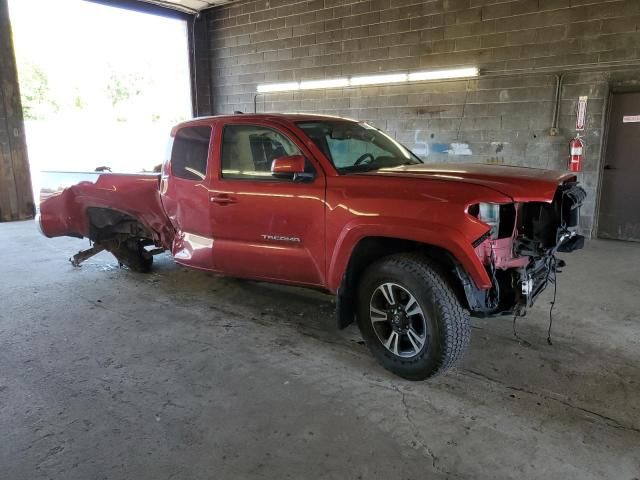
297,120,422,173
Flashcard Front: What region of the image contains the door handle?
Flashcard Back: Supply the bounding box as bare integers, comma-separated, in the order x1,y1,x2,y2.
603,165,617,170
210,194,237,205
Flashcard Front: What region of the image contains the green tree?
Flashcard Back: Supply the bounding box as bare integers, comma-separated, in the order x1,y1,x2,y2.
105,70,143,107
18,62,58,120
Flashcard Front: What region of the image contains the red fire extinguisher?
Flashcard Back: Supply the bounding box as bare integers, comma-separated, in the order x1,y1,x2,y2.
569,136,584,172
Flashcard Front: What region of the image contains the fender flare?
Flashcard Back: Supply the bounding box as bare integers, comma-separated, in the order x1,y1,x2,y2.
327,217,492,293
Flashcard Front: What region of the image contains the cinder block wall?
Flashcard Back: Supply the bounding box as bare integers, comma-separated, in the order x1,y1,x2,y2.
195,0,640,234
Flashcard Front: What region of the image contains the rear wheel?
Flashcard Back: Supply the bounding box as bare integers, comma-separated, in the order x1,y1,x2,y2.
110,239,153,273
356,253,470,380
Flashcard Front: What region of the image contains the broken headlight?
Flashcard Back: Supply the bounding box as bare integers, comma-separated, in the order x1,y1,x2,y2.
468,202,516,240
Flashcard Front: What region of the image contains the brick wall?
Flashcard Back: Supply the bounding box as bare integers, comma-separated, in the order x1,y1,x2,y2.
195,0,640,234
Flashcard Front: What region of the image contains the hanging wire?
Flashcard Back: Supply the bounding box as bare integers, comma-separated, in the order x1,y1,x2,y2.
547,255,558,345
512,304,526,341
513,253,559,344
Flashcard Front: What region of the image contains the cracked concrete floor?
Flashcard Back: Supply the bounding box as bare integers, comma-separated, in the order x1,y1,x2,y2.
1,220,639,479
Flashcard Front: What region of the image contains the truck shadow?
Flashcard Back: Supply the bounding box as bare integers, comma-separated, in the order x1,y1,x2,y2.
114,253,640,434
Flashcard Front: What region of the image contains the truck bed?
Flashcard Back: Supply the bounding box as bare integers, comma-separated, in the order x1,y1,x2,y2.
38,171,174,248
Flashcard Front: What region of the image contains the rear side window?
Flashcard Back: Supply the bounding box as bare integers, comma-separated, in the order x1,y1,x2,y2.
171,126,212,181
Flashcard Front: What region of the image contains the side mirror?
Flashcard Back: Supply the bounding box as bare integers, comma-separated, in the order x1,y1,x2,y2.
271,155,314,182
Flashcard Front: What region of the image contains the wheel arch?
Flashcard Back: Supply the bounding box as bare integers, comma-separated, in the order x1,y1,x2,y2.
85,206,156,243
329,220,490,290
334,233,488,329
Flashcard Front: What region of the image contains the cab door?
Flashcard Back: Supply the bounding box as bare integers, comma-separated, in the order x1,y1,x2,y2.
208,119,326,286
160,122,215,269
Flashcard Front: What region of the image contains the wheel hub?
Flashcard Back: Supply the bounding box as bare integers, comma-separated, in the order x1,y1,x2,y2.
390,307,410,333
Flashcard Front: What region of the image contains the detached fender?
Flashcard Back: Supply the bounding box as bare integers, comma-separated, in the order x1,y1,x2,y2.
327,217,492,293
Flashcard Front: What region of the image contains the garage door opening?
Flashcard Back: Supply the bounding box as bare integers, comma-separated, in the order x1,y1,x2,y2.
8,0,192,197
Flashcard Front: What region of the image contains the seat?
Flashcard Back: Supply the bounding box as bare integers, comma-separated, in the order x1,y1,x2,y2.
249,135,287,172
222,131,255,174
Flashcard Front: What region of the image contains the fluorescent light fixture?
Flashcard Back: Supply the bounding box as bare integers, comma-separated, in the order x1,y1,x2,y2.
349,73,408,86
256,67,479,92
257,82,299,93
408,67,479,81
300,78,349,90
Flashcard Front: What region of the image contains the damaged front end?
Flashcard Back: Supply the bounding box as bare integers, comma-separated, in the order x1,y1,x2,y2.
461,181,587,317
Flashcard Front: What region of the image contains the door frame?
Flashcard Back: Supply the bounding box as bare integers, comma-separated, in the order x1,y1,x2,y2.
592,89,613,239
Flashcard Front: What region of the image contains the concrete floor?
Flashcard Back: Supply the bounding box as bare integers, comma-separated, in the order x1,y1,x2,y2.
1,220,639,480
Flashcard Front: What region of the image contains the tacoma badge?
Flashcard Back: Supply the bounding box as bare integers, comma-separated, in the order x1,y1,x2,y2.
261,234,301,243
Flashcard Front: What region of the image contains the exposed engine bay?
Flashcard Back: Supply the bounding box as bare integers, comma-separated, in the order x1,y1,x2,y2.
463,181,587,316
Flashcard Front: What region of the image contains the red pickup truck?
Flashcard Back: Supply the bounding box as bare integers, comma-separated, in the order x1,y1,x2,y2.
38,113,586,379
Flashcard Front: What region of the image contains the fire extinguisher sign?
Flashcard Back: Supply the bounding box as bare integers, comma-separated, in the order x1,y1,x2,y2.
576,96,588,131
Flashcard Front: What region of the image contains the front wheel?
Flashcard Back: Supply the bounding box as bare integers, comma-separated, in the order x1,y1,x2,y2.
356,253,470,380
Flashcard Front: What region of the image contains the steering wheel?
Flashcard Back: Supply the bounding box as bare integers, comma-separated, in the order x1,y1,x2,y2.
354,153,375,166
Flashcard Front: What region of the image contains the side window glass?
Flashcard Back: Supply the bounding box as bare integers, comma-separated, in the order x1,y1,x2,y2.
221,124,302,180
171,126,212,181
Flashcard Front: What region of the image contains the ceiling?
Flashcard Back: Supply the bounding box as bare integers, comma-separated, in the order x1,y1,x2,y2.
140,0,237,14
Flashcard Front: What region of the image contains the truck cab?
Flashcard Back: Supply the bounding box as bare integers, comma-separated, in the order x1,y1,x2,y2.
162,116,327,287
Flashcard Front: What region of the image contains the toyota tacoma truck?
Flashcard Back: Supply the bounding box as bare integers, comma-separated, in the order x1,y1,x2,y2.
38,114,586,380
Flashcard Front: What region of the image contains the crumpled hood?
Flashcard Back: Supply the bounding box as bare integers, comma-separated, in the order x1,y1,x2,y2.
372,163,577,202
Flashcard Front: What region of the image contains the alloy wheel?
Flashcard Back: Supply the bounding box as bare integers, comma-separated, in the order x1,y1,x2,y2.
369,282,428,358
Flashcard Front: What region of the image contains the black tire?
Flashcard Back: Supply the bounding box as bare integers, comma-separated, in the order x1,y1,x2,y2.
111,239,153,273
356,253,470,380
